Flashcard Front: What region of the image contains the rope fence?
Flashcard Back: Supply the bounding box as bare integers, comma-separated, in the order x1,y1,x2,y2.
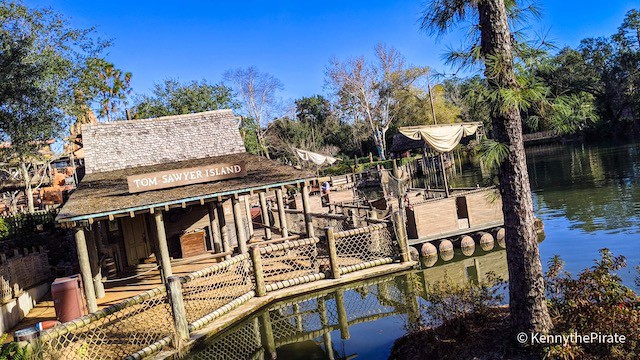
35,286,174,360
29,219,405,359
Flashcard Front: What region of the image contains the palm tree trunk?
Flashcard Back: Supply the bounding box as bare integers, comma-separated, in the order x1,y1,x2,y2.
478,0,552,334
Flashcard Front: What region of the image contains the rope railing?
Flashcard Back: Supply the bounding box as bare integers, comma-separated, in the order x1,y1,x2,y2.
30,218,407,360
35,285,174,360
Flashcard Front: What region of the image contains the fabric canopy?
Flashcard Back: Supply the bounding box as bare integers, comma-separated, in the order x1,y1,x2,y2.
294,148,340,166
399,123,481,153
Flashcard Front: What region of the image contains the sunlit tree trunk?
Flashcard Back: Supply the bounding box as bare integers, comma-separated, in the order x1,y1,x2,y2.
478,0,552,334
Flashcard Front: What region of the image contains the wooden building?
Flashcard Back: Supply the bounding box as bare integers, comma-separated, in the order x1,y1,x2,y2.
56,110,316,313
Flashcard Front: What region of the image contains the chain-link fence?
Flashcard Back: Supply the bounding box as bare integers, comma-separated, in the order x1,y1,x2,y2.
35,286,174,360
333,223,397,275
181,254,255,330
258,238,326,292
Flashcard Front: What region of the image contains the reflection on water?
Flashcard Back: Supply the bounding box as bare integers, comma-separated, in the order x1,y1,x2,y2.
186,248,508,360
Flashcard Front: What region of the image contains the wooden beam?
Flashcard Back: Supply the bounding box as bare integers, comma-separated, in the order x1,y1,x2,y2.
74,227,98,313
207,202,223,253
153,211,173,283
258,192,272,240
243,195,254,239
275,188,288,238
232,196,248,254
216,201,232,260
301,184,315,238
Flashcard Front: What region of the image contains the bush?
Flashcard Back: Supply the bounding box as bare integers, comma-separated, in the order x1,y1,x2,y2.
0,219,8,241
545,249,640,359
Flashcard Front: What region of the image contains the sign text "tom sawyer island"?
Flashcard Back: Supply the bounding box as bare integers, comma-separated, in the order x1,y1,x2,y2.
127,162,247,193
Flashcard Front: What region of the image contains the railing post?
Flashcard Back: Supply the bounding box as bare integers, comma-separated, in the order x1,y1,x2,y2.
326,227,341,279
258,312,276,359
334,289,350,340
393,211,411,263
167,276,189,343
251,246,267,297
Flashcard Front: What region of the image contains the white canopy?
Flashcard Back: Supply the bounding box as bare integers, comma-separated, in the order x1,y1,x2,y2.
294,148,340,166
399,122,481,153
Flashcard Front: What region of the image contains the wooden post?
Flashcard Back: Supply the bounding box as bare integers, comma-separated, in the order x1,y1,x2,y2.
259,192,272,240
232,196,248,254
439,153,450,197
318,296,335,360
243,195,254,239
74,227,98,313
154,211,173,283
251,246,266,297
207,202,223,253
216,201,232,260
167,276,189,343
258,312,276,359
275,188,288,238
85,227,105,299
393,211,411,263
301,184,315,238
326,227,341,279
335,289,350,340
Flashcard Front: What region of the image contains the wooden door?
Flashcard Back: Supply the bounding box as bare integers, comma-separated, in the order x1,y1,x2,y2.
122,216,151,266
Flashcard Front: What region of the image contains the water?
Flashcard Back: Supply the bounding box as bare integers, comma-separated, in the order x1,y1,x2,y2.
187,141,640,359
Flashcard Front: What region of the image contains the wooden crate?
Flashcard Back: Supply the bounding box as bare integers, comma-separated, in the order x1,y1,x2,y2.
179,230,206,258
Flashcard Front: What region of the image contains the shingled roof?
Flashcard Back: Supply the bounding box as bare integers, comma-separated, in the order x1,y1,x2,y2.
57,110,315,222
58,152,314,222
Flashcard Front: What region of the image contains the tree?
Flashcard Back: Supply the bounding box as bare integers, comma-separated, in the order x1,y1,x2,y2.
326,44,429,160
80,58,132,122
0,1,103,213
131,79,238,119
421,0,553,335
223,67,283,159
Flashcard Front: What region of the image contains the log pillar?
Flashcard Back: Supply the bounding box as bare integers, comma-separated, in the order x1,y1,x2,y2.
74,226,98,313
275,188,288,238
216,201,232,260
232,196,248,254
243,195,255,239
301,184,315,238
207,202,223,253
259,192,272,240
153,211,173,284
85,227,105,299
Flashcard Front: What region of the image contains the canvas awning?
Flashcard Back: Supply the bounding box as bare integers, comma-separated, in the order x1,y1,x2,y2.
399,122,482,153
294,148,340,166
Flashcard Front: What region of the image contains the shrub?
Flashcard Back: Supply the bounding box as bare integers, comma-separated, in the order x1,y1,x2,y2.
545,249,640,359
0,219,8,241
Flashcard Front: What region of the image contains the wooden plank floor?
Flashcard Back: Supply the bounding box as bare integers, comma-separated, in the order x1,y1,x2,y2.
6,253,225,342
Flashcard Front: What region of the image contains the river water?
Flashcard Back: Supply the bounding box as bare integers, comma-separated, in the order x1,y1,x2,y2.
187,141,640,360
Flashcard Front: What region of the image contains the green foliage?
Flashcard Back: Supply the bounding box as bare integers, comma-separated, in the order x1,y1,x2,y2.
0,334,29,360
475,138,509,171
131,79,238,119
0,1,108,161
79,58,132,122
545,249,640,359
0,218,8,241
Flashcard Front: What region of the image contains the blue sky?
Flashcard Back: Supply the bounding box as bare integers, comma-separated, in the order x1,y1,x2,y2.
29,0,640,101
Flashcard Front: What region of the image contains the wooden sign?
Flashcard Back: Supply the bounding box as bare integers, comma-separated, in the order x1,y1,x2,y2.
127,162,247,193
